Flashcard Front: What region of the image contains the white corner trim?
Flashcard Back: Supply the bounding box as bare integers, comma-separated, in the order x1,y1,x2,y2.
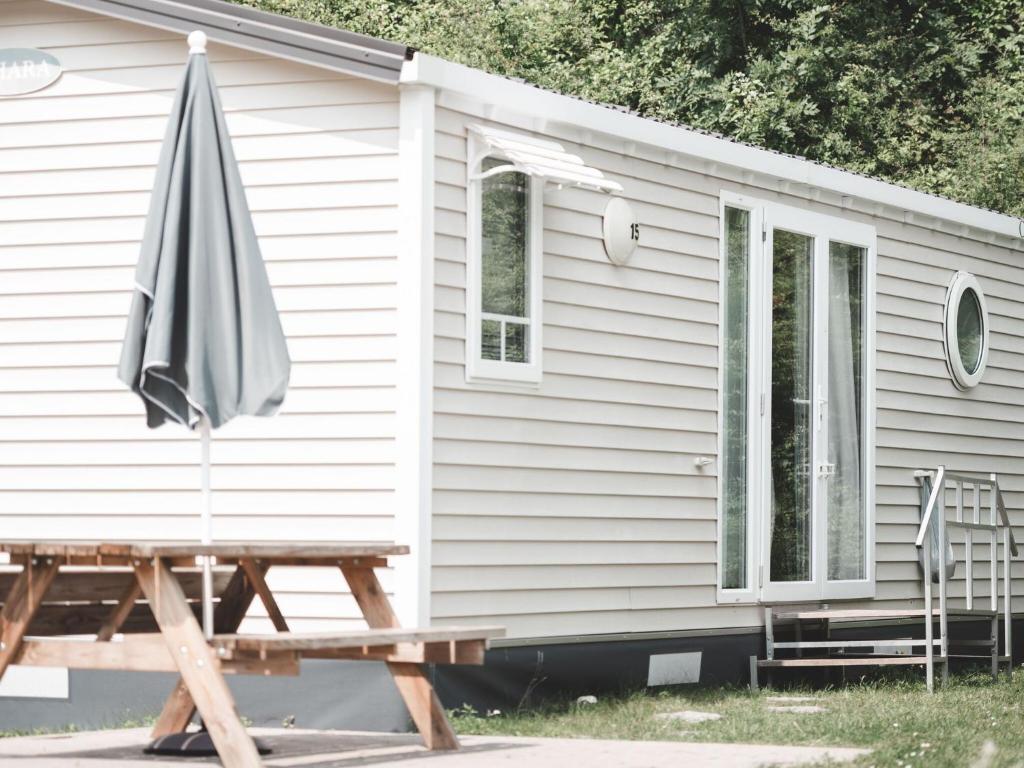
393,83,435,628
401,52,1024,244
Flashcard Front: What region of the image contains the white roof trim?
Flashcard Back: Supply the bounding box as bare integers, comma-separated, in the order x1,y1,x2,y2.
405,54,1024,246
468,124,623,193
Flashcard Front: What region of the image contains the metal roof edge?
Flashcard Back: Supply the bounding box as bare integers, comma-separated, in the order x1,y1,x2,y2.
45,0,413,84
39,0,1024,243
404,53,1024,245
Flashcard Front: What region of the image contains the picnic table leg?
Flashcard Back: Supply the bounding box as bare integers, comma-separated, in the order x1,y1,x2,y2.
96,580,143,642
135,557,262,768
341,566,459,751
0,557,61,681
239,558,289,632
151,679,195,738
150,562,261,738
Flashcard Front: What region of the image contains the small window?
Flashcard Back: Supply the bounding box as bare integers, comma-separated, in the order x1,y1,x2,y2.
481,159,530,363
943,271,989,389
467,152,543,384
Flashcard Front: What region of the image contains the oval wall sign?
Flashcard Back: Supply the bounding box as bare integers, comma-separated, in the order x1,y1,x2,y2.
0,48,62,97
602,197,640,266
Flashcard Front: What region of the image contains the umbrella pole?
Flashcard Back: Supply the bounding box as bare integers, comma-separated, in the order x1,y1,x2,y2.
200,414,214,640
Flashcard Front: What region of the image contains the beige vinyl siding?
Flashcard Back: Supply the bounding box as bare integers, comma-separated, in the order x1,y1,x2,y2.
0,2,401,631
870,224,1024,606
431,106,745,639
432,103,1024,640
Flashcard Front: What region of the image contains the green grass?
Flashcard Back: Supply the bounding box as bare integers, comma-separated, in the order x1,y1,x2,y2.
450,671,1024,767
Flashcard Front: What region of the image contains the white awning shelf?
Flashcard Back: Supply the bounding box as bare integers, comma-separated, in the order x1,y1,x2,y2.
468,124,623,193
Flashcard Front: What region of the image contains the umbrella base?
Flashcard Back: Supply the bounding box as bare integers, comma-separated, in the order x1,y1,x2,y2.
144,729,272,756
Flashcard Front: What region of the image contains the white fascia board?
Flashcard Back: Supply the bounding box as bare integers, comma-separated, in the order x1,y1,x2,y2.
402,52,1024,244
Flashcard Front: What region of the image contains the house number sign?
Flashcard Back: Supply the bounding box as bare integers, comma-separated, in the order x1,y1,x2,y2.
0,49,62,97
602,197,640,265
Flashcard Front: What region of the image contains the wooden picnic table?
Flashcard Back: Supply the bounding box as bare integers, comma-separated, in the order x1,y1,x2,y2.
0,541,503,767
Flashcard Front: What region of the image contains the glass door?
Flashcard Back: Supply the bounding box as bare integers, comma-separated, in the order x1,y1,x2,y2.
758,206,873,602
822,240,869,597
761,216,820,602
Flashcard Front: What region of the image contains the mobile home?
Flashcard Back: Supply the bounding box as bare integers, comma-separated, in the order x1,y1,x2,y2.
0,0,1021,727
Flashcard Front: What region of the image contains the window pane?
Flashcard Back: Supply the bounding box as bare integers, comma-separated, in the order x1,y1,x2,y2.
770,229,814,584
827,242,866,581
957,288,983,374
722,206,749,590
481,158,529,319
505,322,528,363
481,318,501,361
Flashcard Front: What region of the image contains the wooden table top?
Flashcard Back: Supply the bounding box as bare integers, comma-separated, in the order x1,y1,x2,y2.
0,540,409,563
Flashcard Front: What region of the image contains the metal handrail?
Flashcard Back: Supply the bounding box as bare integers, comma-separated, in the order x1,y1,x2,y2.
913,465,1016,692
913,467,1017,554
995,485,1019,556
914,466,945,548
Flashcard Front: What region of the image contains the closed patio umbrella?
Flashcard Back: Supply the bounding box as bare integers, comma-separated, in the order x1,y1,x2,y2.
118,30,290,639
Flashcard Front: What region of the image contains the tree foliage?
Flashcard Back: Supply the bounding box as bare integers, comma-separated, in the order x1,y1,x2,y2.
237,0,1024,216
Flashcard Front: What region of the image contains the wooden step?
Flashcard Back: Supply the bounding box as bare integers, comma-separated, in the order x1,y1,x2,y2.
772,607,997,621
772,639,940,650
758,654,1011,669
758,655,934,668
774,638,997,650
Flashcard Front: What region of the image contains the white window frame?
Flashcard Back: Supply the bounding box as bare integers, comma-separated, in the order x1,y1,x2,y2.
716,195,762,604
465,134,544,386
717,191,877,604
943,271,989,390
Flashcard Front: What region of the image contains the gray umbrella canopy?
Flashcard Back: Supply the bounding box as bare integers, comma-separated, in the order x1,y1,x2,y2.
118,34,290,430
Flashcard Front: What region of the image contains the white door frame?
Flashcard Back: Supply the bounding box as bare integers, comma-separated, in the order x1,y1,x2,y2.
759,204,823,602
719,193,876,603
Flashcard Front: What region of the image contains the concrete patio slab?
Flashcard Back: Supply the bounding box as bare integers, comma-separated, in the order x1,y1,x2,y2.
0,726,869,767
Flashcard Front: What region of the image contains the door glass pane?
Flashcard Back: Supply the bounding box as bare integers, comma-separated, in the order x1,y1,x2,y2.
770,229,814,583
722,207,750,589
828,242,866,580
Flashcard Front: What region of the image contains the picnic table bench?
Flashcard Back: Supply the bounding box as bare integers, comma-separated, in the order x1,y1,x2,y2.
0,541,504,767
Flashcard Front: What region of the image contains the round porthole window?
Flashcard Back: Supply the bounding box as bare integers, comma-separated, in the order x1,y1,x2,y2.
943,271,989,389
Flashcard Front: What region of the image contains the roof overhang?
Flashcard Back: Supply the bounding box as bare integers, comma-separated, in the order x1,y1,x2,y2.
44,0,413,83
468,124,622,193
41,0,1024,245
404,54,1024,247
